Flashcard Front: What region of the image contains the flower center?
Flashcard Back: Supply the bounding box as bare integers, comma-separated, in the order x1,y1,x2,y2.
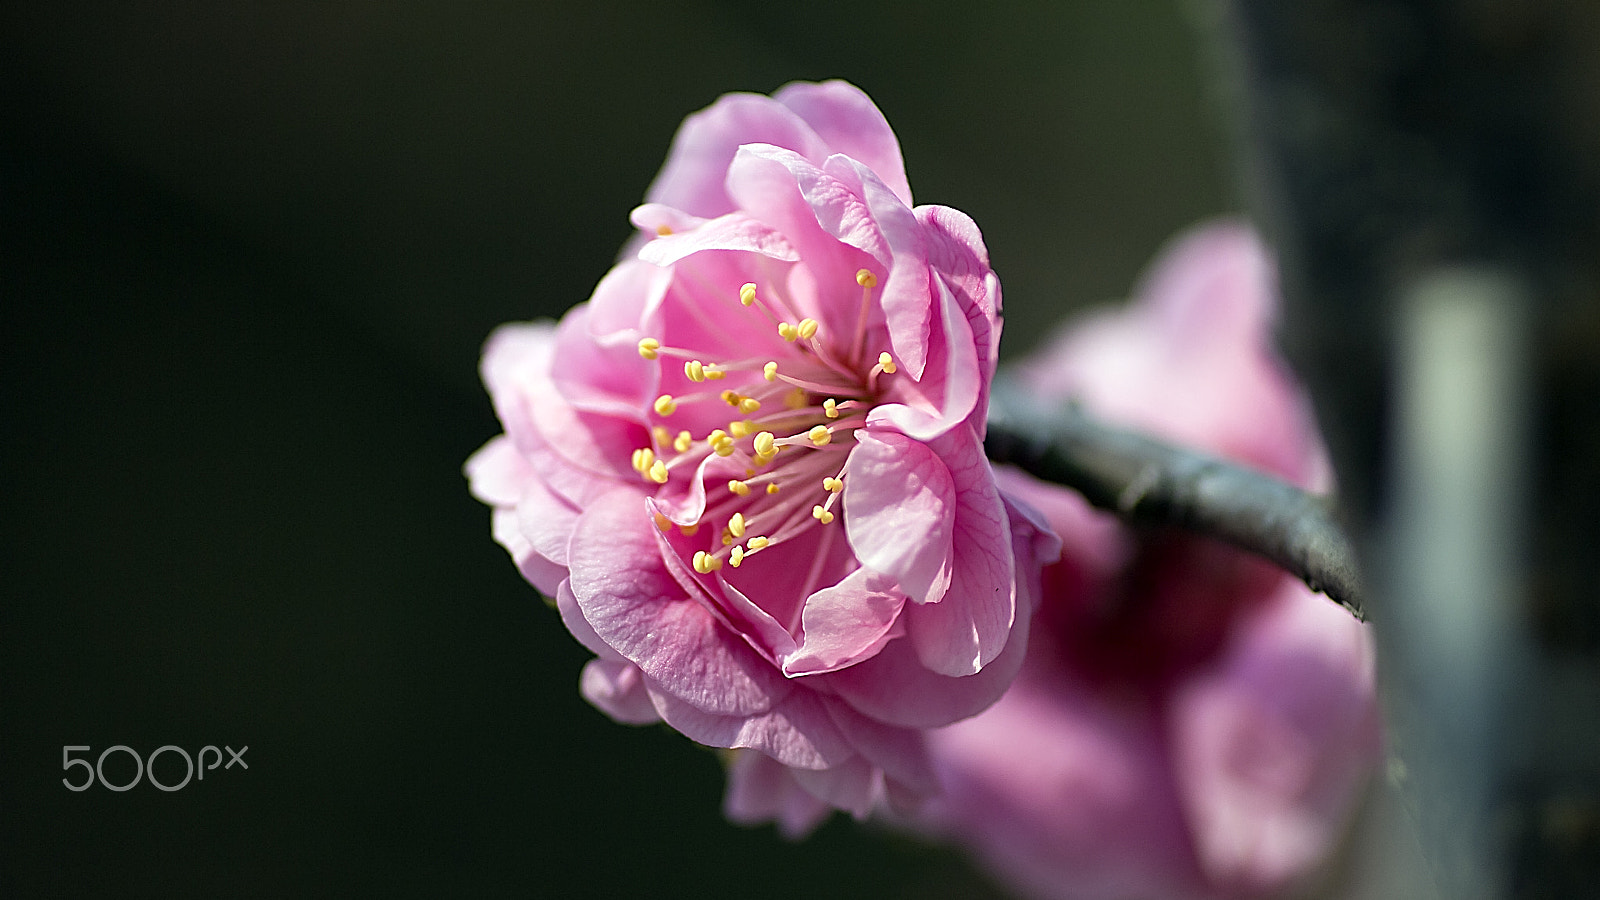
629,268,896,594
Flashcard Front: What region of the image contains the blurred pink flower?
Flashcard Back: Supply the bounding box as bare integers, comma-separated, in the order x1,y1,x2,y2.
914,221,1381,898
466,81,1055,833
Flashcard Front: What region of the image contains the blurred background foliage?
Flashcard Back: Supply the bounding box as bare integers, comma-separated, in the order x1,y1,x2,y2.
1,2,1235,896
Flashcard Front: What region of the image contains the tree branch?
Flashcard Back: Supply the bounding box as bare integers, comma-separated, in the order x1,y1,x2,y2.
984,378,1367,621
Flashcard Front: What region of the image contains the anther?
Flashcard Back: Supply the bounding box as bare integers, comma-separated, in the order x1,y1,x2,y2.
673,431,692,453
631,447,655,474
808,425,832,446
823,398,839,418
728,480,751,496
739,283,758,307
763,361,779,382
747,536,771,550
685,360,707,382
766,484,780,495
738,397,761,414
652,426,671,447
778,322,799,342
729,546,746,567
785,388,808,409
692,551,722,574
648,460,669,484
797,318,819,340
653,512,672,532
856,269,878,288
654,394,677,416
729,513,747,538
729,420,753,438
812,505,836,525
706,369,726,380
823,476,843,492
879,351,897,374
638,338,661,360
753,432,776,456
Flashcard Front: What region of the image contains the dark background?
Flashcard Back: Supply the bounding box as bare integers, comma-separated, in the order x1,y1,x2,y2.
0,3,1233,896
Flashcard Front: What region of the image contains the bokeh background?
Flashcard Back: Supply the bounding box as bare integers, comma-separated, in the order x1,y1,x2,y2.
1,2,1237,896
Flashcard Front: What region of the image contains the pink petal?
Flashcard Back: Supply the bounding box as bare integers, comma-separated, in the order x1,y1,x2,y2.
823,494,1049,728
782,567,907,677
566,489,791,717
775,79,912,207
843,428,955,605
723,750,832,839
463,435,534,508
644,680,856,771
637,211,801,267
1169,582,1380,891
644,92,832,219
579,659,661,725
492,506,563,596
790,755,881,819
902,424,1015,675
868,271,982,441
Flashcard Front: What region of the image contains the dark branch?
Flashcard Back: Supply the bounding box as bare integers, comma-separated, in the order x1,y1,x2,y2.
984,379,1366,621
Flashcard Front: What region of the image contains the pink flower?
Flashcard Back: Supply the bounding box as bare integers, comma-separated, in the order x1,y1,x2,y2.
912,222,1381,898
465,81,1056,833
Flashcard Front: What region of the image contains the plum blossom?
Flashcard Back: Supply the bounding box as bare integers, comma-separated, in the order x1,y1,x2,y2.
910,222,1381,898
466,81,1056,832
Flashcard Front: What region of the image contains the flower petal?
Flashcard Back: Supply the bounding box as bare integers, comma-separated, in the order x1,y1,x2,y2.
723,750,833,839
775,79,911,207
644,680,856,771
824,493,1047,727
781,567,907,677
843,428,954,606
902,424,1015,675
644,92,832,219
567,489,791,716
637,211,800,267
580,659,661,725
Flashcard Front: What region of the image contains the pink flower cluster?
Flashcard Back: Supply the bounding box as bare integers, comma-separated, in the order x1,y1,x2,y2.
912,222,1382,899
466,81,1055,832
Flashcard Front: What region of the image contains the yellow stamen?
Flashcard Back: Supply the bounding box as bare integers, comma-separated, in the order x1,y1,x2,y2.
729,546,746,567
763,361,779,382
823,476,843,492
797,318,819,340
673,431,693,453
753,432,776,457
812,505,835,525
766,483,780,495
729,419,753,438
653,512,672,532
808,425,832,446
739,283,758,307
728,513,747,538
631,447,655,474
654,394,677,416
712,435,736,457
692,551,722,574
879,351,897,374
785,388,808,409
747,536,771,550
738,397,762,414
722,532,734,546
778,322,799,342
638,338,661,360
707,429,728,445
706,369,726,381
648,460,669,484
823,398,839,418
720,389,739,405
728,480,751,496
856,269,878,288
685,360,707,382
652,426,671,447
